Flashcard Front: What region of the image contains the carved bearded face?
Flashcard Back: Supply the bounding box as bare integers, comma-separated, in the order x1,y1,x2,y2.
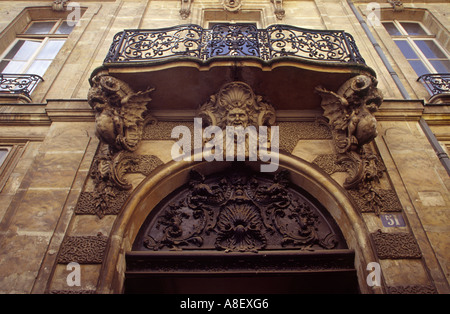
226,108,249,128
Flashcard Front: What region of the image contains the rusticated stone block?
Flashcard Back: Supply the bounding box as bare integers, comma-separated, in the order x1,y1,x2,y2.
387,284,437,294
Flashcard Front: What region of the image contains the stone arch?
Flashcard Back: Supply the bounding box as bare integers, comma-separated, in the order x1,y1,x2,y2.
97,153,382,294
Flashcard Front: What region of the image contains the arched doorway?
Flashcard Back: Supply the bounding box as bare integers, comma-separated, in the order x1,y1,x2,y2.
97,154,381,294
126,163,357,293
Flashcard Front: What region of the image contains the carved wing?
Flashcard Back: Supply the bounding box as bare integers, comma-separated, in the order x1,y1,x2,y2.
315,86,350,131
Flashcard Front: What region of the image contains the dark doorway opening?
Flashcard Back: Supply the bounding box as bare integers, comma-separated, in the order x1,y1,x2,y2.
124,250,359,294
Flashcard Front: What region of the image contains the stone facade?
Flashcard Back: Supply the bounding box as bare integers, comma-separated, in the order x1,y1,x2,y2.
0,0,449,294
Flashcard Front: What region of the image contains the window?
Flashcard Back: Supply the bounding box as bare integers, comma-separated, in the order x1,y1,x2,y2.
383,21,450,76
0,148,9,167
0,19,75,77
0,145,16,193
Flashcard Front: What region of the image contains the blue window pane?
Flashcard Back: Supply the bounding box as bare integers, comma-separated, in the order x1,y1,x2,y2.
395,40,418,59
26,60,52,76
0,60,26,73
55,21,75,35
408,60,429,76
430,60,450,73
400,22,427,36
414,40,447,59
383,22,401,36
24,21,56,34
36,40,65,60
0,149,8,166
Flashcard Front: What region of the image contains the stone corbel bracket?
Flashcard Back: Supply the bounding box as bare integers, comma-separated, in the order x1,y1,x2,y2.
271,0,285,20
180,0,193,19
315,75,384,195
87,74,156,217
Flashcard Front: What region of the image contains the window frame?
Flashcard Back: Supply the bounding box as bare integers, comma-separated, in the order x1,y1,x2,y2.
0,18,72,76
0,143,25,193
383,20,450,75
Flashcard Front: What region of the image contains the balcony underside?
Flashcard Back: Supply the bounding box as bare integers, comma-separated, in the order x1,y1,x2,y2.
92,57,375,111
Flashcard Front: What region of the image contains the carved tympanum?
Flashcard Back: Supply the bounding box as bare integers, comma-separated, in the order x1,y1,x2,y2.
136,165,345,253
316,75,385,207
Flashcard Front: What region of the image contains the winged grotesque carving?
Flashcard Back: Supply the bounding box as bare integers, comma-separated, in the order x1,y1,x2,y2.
87,74,155,217
315,75,385,191
88,74,155,152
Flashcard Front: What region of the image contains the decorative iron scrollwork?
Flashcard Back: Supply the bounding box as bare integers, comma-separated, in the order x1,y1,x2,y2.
0,73,43,98
418,73,450,99
104,24,366,64
137,166,345,253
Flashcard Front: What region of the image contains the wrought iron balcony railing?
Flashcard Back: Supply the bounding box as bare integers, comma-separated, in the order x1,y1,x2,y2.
418,73,450,99
104,24,366,65
0,73,43,98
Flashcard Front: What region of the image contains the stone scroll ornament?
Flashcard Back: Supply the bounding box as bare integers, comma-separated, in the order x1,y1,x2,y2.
315,75,386,214
88,74,155,217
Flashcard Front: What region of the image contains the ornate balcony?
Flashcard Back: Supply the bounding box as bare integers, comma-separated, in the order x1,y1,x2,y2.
94,24,374,112
418,73,450,104
104,24,365,64
0,73,43,102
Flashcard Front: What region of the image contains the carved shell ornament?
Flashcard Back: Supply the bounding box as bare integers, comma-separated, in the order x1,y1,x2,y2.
140,167,343,252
